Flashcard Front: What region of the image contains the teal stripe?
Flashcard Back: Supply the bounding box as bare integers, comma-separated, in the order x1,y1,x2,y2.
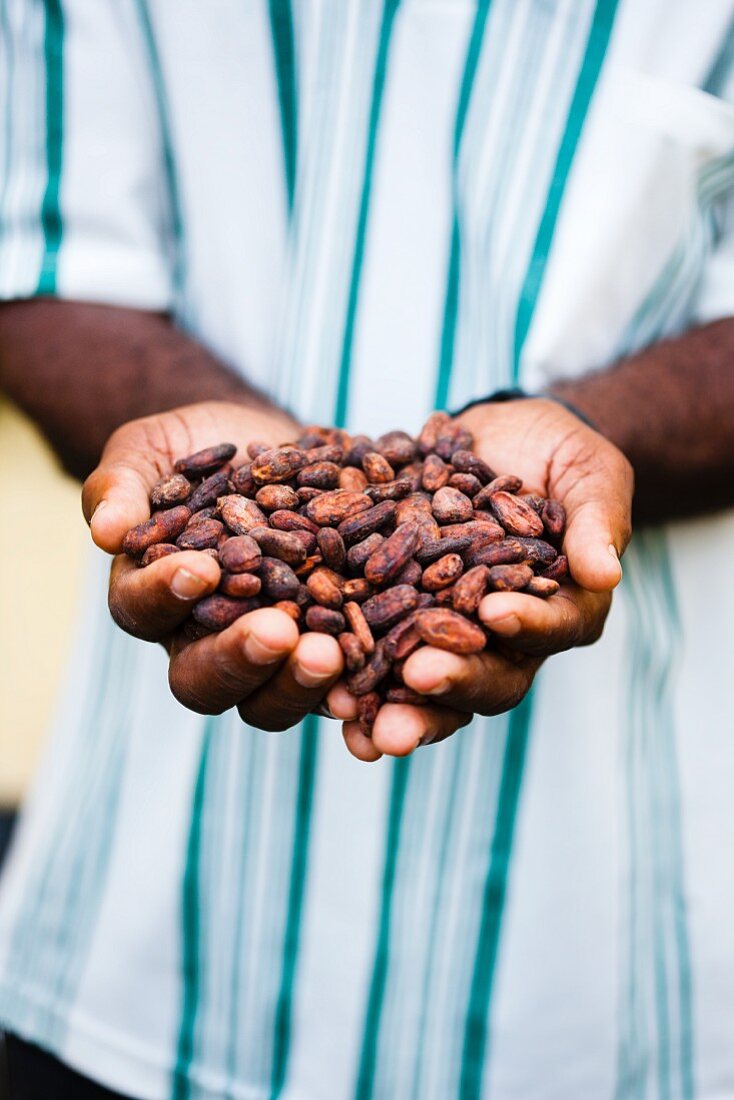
172,725,213,1100
269,716,320,1098
269,0,298,211
458,697,533,1100
134,0,185,302
434,0,493,410
334,0,400,429
512,0,619,379
354,759,411,1100
702,14,734,97
36,0,64,295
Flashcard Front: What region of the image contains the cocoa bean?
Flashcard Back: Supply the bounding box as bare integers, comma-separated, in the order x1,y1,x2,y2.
304,490,374,526
375,431,416,466
361,584,419,630
432,486,473,524
255,484,300,512
524,576,560,597
413,608,486,654
452,565,490,614
151,473,192,508
362,452,395,484
297,461,341,489
251,446,308,483
346,639,391,695
305,605,346,635
342,577,374,603
317,527,346,572
174,443,236,478
338,632,366,673
339,467,368,492
383,614,423,660
385,686,426,705
357,691,382,733
466,538,528,568
347,532,385,572
217,494,268,534
364,524,420,585
421,454,450,491
218,535,262,574
344,601,375,654
513,537,557,565
140,543,181,566
259,557,300,600
541,499,566,540
422,553,464,591
192,593,261,630
393,559,422,587
449,450,495,484
296,487,323,504
269,509,320,534
416,536,472,565
122,505,191,557
275,600,302,622
487,563,534,591
188,507,218,525
176,518,224,551
229,463,256,496
338,500,397,546
488,491,544,537
417,412,451,455
540,554,568,582
304,444,344,466
473,475,523,509
364,478,414,503
219,572,262,597
247,440,271,459
187,468,232,513
307,569,344,609
448,472,482,497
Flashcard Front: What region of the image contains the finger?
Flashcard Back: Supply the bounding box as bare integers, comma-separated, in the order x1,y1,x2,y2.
370,702,472,757
401,646,539,716
477,584,611,654
239,632,344,732
342,722,384,763
168,607,299,714
557,442,634,592
83,432,168,553
109,551,221,641
325,681,359,722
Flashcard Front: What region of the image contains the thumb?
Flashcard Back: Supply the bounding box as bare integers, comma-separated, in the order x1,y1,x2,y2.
556,445,633,593
82,441,164,555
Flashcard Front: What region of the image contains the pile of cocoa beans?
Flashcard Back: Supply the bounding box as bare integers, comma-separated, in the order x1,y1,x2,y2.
121,413,568,732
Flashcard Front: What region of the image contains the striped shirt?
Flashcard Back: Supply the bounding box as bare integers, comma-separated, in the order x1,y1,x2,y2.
1,2,734,1098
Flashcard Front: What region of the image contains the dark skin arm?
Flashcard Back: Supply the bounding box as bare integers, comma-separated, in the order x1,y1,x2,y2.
549,317,734,524
0,298,287,479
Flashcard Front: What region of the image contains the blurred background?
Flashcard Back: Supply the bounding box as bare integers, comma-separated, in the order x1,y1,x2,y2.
0,398,86,867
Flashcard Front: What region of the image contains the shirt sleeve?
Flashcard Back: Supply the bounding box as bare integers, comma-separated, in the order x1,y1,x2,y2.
0,0,176,310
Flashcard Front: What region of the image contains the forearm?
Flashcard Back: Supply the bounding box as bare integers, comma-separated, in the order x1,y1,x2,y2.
549,318,734,524
0,299,288,479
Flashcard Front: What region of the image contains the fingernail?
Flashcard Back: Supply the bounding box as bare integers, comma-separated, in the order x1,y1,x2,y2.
171,569,210,599
608,544,623,579
244,633,286,665
418,732,436,747
486,613,521,636
421,677,451,697
293,665,335,689
89,500,108,526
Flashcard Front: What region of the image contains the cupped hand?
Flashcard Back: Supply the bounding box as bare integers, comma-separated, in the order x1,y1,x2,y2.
327,397,634,761
82,401,344,730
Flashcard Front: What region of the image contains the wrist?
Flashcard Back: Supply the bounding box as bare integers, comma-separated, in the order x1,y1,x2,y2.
452,386,600,433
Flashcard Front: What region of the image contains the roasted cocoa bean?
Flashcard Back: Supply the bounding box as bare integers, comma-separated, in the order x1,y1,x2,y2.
385,686,426,705
393,559,423,587
305,490,374,526
416,536,472,565
364,478,414,503
305,605,346,635
259,557,300,599
541,499,566,540
347,532,385,572
339,466,369,492
524,576,560,597
448,472,482,497
362,452,395,484
140,543,181,566
344,601,375,654
230,463,256,496
174,443,236,478
364,524,420,585
466,538,528,568
338,632,366,673
187,469,232,513
269,509,320,534
346,639,391,695
297,461,341,489
192,593,261,630
151,473,192,508
122,505,191,557
218,534,262,573
487,563,534,591
375,431,416,466
317,527,346,572
540,554,569,582
432,486,473,524
422,553,464,591
219,572,262,598
342,577,374,603
413,608,486,654
452,565,490,615
338,500,397,544
217,494,268,534
361,584,419,630
255,484,300,512
307,569,344,609
251,447,308,484
383,614,423,660
450,449,495,484
274,600,302,622
421,454,450,491
177,518,224,551
357,691,382,733
488,491,544,537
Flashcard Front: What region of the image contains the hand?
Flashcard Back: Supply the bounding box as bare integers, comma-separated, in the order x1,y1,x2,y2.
325,398,634,762
82,401,345,729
